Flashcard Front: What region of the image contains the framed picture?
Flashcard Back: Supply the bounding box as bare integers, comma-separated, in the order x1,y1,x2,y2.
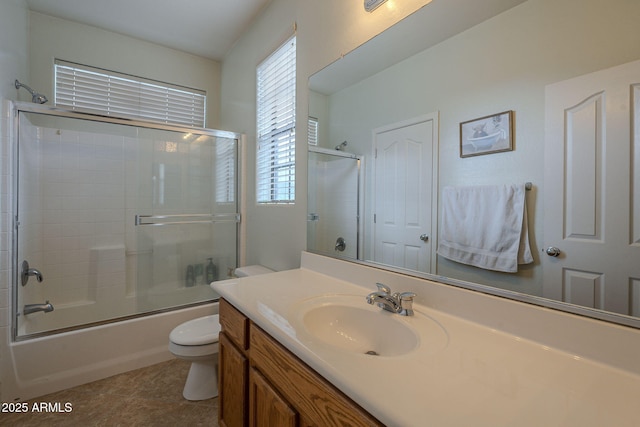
460,110,514,158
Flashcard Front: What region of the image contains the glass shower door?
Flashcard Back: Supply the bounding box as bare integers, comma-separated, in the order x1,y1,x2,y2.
132,129,239,312
15,112,49,337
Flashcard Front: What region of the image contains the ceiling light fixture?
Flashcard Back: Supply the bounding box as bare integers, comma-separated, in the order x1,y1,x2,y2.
364,0,388,12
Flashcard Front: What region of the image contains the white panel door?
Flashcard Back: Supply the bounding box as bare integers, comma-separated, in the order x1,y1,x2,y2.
373,114,438,273
544,59,640,316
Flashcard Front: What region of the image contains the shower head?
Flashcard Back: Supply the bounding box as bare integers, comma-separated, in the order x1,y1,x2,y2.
15,79,48,104
335,141,348,151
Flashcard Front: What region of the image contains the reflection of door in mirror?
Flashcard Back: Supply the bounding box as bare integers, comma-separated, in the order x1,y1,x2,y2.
372,114,438,273
307,148,361,260
544,59,640,316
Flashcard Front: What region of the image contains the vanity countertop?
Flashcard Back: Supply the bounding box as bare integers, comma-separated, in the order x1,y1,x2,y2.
212,254,640,427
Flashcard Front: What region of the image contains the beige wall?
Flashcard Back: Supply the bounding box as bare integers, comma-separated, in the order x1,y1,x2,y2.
0,0,29,102
28,12,222,128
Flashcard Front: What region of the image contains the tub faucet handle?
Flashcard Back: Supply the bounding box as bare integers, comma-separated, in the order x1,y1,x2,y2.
21,260,44,286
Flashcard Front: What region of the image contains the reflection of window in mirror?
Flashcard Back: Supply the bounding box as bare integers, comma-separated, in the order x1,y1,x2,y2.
308,117,318,145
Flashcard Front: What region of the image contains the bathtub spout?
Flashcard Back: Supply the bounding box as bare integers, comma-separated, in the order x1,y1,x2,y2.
24,301,54,315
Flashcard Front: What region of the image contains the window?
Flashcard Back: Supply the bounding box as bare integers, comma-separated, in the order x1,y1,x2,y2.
215,139,236,204
308,117,319,146
256,36,296,204
54,60,206,128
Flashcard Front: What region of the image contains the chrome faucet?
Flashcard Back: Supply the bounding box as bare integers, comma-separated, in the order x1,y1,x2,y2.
366,283,416,316
24,301,54,315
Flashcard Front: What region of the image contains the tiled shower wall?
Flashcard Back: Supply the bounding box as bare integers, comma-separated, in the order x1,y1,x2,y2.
17,115,130,333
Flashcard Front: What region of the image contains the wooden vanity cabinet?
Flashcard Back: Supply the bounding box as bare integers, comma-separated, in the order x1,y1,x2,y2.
219,298,250,427
218,298,383,427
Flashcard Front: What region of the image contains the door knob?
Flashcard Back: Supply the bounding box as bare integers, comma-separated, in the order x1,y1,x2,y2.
545,247,561,257
419,234,429,242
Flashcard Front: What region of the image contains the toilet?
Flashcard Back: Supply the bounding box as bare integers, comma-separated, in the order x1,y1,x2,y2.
168,264,274,400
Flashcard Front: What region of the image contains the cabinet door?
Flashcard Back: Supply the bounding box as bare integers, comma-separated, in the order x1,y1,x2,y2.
219,332,248,427
220,298,249,350
249,367,298,427
250,324,382,427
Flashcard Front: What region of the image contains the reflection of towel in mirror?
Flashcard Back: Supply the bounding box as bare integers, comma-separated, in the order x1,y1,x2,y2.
437,184,533,273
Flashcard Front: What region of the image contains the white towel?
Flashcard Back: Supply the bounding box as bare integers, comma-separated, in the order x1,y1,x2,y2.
437,184,533,273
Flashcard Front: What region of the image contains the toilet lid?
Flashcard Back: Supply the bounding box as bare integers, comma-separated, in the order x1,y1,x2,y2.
170,314,221,346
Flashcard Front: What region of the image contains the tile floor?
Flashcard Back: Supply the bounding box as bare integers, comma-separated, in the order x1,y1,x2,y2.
2,359,218,426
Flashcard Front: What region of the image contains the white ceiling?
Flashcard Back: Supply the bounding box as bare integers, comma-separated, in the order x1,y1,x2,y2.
25,0,272,60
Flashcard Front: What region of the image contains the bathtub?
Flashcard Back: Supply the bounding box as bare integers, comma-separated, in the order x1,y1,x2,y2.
3,303,217,402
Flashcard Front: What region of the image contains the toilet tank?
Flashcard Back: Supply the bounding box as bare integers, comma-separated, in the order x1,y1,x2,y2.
234,265,274,277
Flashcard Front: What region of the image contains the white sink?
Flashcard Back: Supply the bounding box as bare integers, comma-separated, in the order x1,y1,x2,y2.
303,304,418,356
292,294,447,357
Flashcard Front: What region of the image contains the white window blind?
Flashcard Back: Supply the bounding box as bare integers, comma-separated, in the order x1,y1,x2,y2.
256,36,296,204
54,60,206,128
308,117,318,146
215,139,236,204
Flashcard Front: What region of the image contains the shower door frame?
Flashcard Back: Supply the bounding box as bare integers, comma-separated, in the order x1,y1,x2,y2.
10,101,245,341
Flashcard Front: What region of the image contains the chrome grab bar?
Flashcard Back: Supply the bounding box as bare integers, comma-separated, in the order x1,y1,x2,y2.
135,213,240,226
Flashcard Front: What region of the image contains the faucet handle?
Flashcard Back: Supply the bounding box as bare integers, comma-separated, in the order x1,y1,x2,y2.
398,292,417,316
375,282,391,294
399,292,416,300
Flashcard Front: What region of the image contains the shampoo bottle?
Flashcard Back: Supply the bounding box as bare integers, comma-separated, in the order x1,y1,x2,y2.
205,258,216,284
186,265,195,287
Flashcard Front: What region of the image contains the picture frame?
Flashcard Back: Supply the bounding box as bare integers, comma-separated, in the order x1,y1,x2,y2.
460,110,514,158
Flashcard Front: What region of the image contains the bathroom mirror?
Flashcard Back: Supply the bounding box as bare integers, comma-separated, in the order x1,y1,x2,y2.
307,0,640,328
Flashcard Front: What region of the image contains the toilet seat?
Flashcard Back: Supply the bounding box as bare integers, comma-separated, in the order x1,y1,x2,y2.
169,314,221,346
169,340,219,359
